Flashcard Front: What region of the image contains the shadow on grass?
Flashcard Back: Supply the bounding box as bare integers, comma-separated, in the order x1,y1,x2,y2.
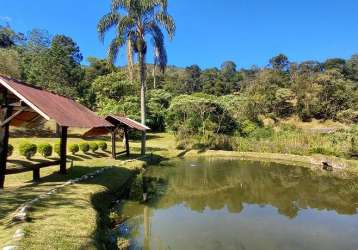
0,161,113,222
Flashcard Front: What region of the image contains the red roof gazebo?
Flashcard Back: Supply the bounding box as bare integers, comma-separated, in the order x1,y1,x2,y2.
84,115,150,158
0,76,112,188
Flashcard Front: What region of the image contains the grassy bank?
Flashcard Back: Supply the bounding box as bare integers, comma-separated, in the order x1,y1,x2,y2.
1,132,358,249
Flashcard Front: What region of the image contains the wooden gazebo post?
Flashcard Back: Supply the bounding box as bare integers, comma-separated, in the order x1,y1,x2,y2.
59,126,68,174
111,129,116,159
0,89,11,189
124,126,130,156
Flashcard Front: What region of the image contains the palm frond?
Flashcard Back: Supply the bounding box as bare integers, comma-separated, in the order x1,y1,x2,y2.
111,0,129,11
155,12,175,39
147,22,167,72
116,16,136,37
107,36,126,65
97,12,121,42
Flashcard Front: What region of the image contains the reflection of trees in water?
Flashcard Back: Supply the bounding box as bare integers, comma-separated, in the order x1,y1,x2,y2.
147,159,358,218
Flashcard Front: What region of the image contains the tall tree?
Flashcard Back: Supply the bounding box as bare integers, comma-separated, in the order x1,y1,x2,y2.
98,0,175,154
221,61,237,77
23,35,84,97
269,54,289,72
0,25,24,48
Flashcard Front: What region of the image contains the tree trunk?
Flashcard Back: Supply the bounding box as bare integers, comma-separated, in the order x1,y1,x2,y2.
138,51,147,155
153,63,157,89
127,39,134,84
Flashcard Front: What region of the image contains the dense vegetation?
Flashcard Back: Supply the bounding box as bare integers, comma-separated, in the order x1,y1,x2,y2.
1,22,357,158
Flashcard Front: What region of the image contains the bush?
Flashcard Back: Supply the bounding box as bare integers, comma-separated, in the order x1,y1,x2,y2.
209,134,234,151
250,127,274,139
79,143,90,154
240,120,258,137
54,143,61,156
19,143,37,159
98,142,108,151
7,144,13,157
69,144,79,155
89,142,99,152
38,143,53,158
337,109,358,124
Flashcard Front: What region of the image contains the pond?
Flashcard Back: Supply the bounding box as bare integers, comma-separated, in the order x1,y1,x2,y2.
119,158,358,250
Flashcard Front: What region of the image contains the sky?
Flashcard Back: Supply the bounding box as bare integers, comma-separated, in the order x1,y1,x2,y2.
1,0,358,69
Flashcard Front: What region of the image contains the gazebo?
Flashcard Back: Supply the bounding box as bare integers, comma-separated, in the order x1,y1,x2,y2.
84,115,150,158
0,76,112,189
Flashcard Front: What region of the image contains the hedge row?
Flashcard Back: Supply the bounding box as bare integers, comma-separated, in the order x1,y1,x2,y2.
15,141,108,159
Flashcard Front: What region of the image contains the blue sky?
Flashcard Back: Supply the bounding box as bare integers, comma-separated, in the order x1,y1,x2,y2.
1,0,357,69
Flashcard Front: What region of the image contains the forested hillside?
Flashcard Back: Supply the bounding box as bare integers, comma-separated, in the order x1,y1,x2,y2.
1,23,357,158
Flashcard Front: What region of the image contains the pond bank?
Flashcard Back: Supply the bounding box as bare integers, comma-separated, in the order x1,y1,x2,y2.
179,150,358,177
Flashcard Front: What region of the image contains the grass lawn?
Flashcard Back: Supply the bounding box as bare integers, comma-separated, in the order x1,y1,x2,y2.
1,132,358,249
0,132,178,249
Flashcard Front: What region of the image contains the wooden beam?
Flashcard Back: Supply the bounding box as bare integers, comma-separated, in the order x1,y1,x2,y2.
116,150,128,155
5,160,61,175
0,90,11,189
124,126,130,156
111,129,116,159
0,107,25,127
60,126,68,174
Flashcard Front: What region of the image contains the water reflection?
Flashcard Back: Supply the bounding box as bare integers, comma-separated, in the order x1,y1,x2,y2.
121,158,358,250
147,158,358,218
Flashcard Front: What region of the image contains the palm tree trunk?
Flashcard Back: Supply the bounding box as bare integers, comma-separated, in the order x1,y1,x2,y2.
153,64,157,89
127,39,134,84
139,51,147,155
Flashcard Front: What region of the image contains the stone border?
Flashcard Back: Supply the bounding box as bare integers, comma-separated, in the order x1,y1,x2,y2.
2,167,110,250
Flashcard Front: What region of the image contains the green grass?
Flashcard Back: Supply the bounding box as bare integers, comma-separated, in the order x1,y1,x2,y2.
0,132,175,248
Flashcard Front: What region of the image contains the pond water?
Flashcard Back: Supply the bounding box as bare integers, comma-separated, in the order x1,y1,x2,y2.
120,158,358,250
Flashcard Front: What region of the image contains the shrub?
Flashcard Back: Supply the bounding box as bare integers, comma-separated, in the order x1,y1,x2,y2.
7,144,13,157
89,142,99,152
337,109,358,124
98,142,108,151
240,120,257,137
209,134,234,151
54,143,61,156
38,143,53,158
250,127,274,139
69,144,79,155
79,143,90,154
19,143,37,159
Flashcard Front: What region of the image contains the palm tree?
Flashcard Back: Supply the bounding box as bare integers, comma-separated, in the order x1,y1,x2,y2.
98,0,175,155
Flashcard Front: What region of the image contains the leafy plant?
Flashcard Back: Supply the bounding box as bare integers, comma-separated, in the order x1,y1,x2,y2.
19,143,37,159
38,143,53,158
79,143,90,154
98,142,107,151
69,144,79,155
89,142,99,153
